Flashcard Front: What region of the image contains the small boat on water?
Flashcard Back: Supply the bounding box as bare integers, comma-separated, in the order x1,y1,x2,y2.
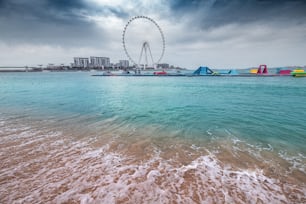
292,69,306,77
153,71,167,75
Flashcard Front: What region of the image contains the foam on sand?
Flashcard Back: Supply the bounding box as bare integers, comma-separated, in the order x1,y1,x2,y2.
0,118,305,203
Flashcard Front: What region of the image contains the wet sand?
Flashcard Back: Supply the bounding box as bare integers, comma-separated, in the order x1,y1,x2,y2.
0,118,305,203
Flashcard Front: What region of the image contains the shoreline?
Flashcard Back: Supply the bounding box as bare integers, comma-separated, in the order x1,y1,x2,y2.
1,115,305,203
0,70,299,77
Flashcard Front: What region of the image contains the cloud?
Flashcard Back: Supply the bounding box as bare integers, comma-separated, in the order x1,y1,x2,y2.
168,0,306,28
164,20,306,68
0,0,305,67
0,0,89,24
158,0,306,68
0,1,94,46
0,0,129,47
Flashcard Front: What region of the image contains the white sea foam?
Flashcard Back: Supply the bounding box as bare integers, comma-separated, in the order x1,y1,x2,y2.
206,129,213,136
278,150,306,174
190,144,201,151
0,119,305,204
228,136,306,176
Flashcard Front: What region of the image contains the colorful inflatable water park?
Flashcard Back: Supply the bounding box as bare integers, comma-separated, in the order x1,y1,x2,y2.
92,65,305,77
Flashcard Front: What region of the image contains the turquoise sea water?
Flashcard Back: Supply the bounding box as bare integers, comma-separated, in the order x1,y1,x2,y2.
0,72,305,203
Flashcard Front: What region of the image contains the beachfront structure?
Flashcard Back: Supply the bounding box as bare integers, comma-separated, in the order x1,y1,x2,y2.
250,68,258,74
157,63,169,69
193,67,214,75
257,64,268,74
276,68,292,75
192,66,239,76
122,16,165,69
218,69,239,75
119,60,129,68
90,57,110,68
291,68,306,77
73,57,89,68
250,65,268,74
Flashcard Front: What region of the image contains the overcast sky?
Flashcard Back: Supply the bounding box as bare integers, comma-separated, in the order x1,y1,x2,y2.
0,0,306,69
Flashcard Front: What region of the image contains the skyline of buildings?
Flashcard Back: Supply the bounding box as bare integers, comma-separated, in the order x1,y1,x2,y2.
72,56,130,69
119,60,129,68
71,56,172,69
90,57,110,68
73,57,110,68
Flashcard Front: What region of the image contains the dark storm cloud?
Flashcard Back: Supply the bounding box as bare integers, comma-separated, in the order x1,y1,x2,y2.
47,0,86,10
0,0,89,23
0,0,92,46
169,0,306,28
0,0,127,46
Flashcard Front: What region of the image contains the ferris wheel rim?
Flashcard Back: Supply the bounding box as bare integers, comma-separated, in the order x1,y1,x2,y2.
122,16,165,67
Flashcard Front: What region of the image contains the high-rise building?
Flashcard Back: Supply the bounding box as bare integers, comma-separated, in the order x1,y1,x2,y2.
90,57,110,68
73,57,89,68
157,63,169,69
119,60,129,68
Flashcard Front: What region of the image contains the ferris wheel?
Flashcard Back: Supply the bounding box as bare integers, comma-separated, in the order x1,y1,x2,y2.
122,16,165,69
